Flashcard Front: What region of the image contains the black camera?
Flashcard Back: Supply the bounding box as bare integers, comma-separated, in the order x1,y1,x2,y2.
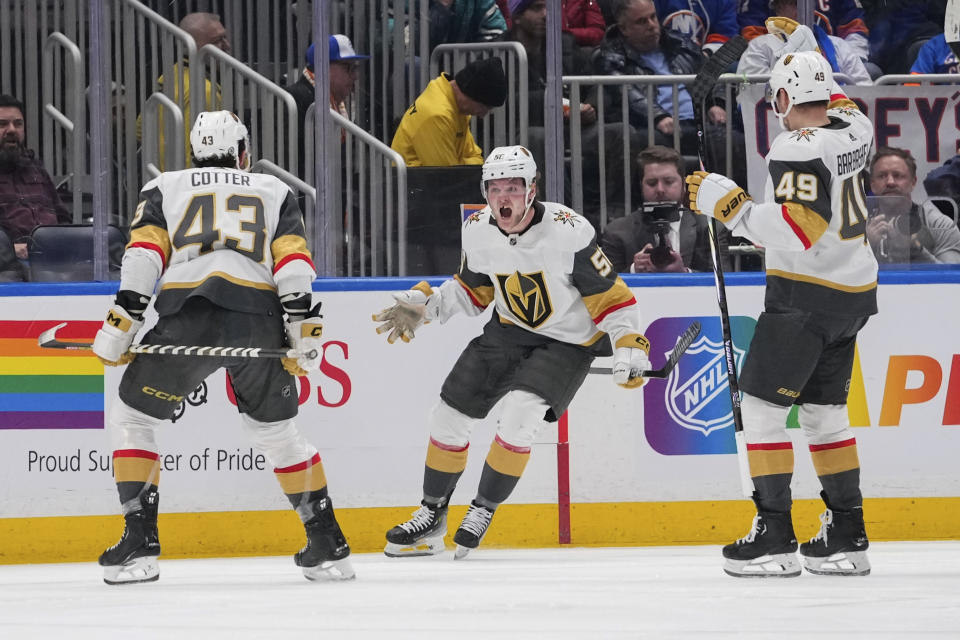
641,201,682,269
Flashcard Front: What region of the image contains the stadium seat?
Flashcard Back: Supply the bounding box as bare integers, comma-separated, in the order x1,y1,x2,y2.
27,224,126,282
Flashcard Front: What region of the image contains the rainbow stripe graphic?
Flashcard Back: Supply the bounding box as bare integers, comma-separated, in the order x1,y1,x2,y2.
0,320,104,430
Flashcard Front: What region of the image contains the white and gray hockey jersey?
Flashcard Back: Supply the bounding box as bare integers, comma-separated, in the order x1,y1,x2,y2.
432,201,643,352
732,87,878,317
126,167,316,316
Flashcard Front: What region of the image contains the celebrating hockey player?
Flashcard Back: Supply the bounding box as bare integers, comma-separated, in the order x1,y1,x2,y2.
93,111,354,584
374,145,651,558
686,51,876,577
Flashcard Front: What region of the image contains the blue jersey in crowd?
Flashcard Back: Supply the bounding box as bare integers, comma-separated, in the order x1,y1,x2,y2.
654,0,739,49
910,34,959,76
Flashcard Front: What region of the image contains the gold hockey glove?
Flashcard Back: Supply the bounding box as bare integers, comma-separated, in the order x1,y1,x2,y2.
92,305,143,366
612,334,652,389
283,302,323,376
686,171,752,227
372,281,439,344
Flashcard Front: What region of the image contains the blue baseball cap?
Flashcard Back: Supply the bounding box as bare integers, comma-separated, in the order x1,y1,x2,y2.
305,35,369,69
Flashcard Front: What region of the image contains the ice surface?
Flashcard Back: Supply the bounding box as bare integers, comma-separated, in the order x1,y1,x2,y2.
1,542,959,639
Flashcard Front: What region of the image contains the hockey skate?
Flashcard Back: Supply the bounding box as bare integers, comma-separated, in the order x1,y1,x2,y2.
800,491,871,576
99,490,161,585
294,497,355,581
723,497,800,578
384,500,448,557
453,501,494,560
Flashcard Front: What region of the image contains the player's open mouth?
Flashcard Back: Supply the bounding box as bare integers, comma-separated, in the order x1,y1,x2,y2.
498,206,512,220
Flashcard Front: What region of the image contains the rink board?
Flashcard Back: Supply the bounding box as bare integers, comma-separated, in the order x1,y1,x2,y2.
1,272,959,563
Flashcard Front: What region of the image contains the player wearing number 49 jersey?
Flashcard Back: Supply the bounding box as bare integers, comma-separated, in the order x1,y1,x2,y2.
374,145,652,559
687,51,876,578
92,111,353,585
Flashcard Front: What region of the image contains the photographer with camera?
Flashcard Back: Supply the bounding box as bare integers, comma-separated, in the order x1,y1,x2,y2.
600,145,729,273
866,147,960,265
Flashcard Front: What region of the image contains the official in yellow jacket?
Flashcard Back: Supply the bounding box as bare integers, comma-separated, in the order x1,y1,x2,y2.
391,56,507,167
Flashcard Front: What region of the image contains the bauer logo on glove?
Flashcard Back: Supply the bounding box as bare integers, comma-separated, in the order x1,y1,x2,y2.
686,171,752,227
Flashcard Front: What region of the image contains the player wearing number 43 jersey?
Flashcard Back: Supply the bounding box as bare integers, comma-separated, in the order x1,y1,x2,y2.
686,51,876,578
374,145,652,559
92,111,353,585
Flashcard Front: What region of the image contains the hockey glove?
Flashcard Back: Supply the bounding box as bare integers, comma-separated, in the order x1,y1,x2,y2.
767,19,819,56
372,281,440,344
92,305,144,367
686,171,752,228
283,302,324,376
612,334,652,389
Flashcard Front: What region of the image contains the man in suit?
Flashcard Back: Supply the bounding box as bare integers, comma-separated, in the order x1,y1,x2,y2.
600,145,727,273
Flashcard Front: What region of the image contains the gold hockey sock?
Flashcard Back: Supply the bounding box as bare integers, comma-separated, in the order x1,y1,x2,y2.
476,436,531,506
112,448,161,510
423,438,468,502
746,440,794,512
275,452,329,522
810,437,863,509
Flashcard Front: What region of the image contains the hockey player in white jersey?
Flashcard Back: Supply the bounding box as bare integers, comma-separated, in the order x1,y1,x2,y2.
374,145,653,558
93,111,353,584
686,51,876,577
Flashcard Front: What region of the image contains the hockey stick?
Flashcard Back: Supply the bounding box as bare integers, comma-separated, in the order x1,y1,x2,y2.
947,0,960,58
690,36,753,498
588,321,700,379
38,323,318,360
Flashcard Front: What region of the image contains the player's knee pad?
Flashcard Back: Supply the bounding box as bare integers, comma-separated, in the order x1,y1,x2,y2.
797,403,852,445
239,414,317,469
428,400,477,448
495,390,550,449
741,393,792,442
107,399,162,452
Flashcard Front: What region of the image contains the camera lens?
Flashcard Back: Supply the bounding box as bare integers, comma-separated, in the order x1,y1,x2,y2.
649,244,674,268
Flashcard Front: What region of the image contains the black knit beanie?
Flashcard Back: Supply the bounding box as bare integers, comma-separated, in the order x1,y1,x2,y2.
454,57,507,108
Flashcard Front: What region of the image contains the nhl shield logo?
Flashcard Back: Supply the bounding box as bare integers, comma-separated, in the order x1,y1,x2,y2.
643,316,756,455
495,271,553,328
665,335,746,436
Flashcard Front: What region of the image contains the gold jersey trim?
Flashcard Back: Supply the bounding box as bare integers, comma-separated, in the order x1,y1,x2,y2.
766,269,877,293
159,271,278,292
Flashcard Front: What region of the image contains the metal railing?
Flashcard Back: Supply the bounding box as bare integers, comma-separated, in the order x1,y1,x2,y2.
41,32,85,223
197,44,300,173
141,93,184,179
305,104,408,277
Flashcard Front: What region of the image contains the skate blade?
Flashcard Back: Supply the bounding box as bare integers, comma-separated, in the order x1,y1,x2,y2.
103,556,159,585
723,553,800,578
302,557,356,581
453,545,474,560
802,551,870,576
383,536,445,558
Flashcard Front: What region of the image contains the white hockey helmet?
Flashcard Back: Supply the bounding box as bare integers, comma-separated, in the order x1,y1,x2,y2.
481,145,538,209
190,110,251,170
768,50,832,122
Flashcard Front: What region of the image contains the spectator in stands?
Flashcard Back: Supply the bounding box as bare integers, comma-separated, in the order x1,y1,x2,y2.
0,95,70,262
0,228,25,281
655,0,740,55
864,0,943,76
287,35,369,174
391,56,507,166
866,147,960,265
738,0,869,62
507,0,638,224
736,1,872,86
593,0,728,158
923,150,960,208
910,33,960,76
143,12,231,170
600,145,726,272
429,0,507,50
503,0,607,48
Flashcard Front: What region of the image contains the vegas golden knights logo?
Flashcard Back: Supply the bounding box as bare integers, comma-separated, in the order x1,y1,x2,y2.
495,271,553,328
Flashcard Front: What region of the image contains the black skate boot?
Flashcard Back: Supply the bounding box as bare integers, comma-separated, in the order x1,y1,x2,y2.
452,500,495,560
294,496,355,581
722,494,799,578
98,489,161,585
800,491,870,576
384,499,448,557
